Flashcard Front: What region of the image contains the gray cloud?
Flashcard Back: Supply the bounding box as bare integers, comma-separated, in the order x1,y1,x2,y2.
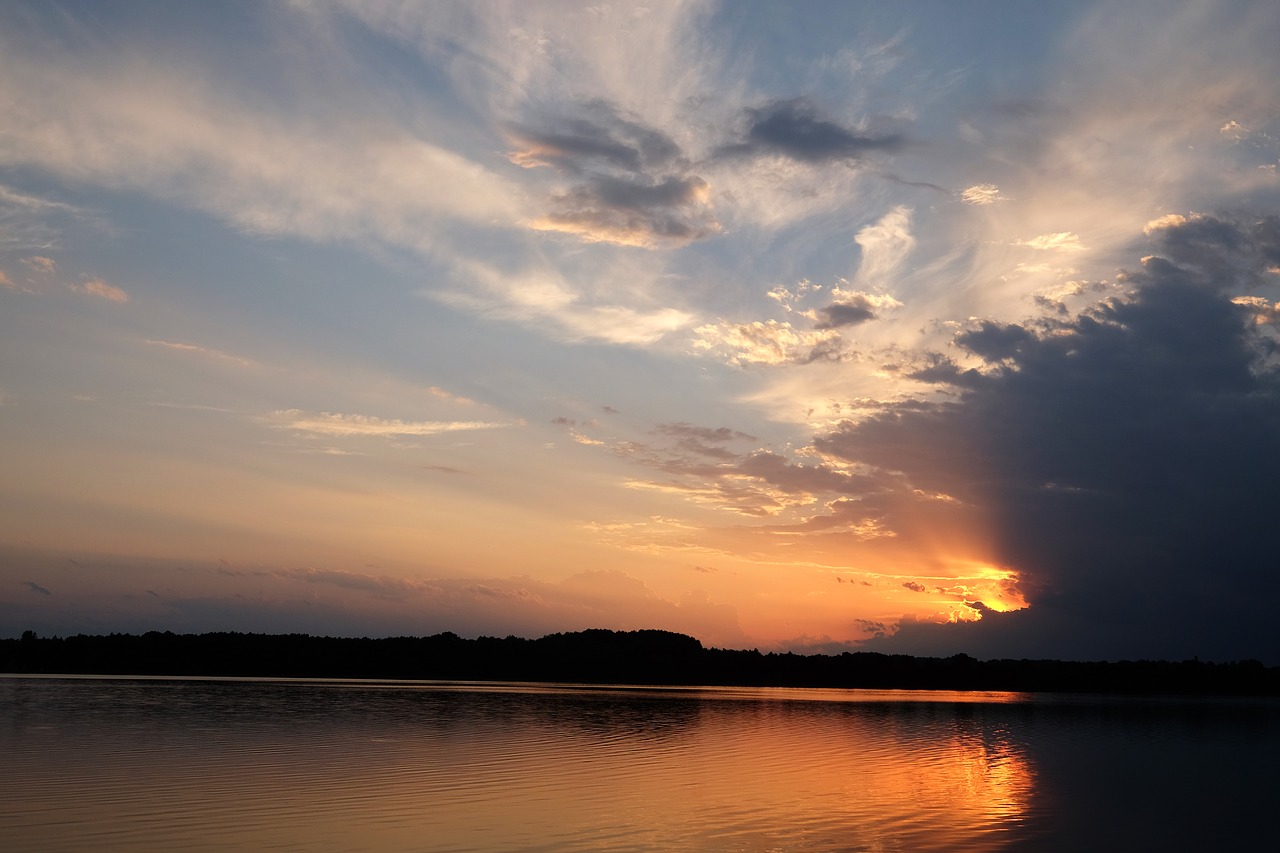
506,102,682,175
814,297,879,329
24,581,51,596
715,97,905,164
954,320,1036,362
616,420,898,519
653,422,757,444
510,101,718,248
817,211,1280,663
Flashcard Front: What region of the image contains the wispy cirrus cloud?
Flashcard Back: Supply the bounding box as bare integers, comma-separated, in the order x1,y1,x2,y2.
145,340,254,368
0,17,525,258
0,183,86,250
1016,232,1086,252
960,184,1004,205
269,409,508,438
436,258,693,345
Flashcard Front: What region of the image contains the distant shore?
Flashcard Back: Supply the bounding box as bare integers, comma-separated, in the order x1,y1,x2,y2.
4,629,1277,696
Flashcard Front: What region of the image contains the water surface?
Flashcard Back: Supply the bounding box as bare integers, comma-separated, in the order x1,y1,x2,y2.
1,676,1275,851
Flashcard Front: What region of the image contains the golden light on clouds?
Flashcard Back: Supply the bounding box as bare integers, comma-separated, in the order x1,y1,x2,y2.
5,0,1280,662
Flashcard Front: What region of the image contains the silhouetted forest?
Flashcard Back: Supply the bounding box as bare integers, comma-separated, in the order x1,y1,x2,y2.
3,629,1277,696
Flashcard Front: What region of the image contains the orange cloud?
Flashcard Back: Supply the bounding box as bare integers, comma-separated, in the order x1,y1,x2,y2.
76,277,129,302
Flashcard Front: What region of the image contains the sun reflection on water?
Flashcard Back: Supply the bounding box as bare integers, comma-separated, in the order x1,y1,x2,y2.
0,678,1046,852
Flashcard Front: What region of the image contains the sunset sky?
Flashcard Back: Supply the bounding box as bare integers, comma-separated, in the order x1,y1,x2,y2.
3,0,1279,663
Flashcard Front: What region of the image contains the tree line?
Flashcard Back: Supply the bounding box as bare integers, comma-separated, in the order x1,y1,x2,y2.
3,628,1276,696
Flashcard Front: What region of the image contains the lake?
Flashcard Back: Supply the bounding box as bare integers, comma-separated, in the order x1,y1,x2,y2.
1,676,1276,851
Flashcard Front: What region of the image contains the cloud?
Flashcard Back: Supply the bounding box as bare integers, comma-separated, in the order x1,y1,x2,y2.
0,183,86,250
714,97,905,164
692,275,906,364
24,581,52,595
0,17,523,258
511,101,719,248
21,256,56,274
816,211,1280,662
506,103,682,174
604,422,889,519
692,319,848,366
814,296,879,329
953,320,1036,363
1232,295,1280,326
0,270,11,290
1016,232,1086,252
653,422,757,444
75,278,129,303
961,184,1004,205
426,386,480,407
270,410,508,438
847,206,915,291
144,340,254,367
528,174,719,248
436,259,694,345
281,567,436,601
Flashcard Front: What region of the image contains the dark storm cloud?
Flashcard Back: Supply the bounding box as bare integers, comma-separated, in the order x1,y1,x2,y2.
816,212,1280,663
1151,213,1280,276
902,354,985,388
715,97,905,164
509,101,717,247
954,320,1035,362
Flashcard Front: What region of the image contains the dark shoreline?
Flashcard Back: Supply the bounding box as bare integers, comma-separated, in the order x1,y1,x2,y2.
4,628,1277,696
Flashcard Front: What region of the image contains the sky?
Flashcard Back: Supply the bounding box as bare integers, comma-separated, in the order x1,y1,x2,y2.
3,0,1279,663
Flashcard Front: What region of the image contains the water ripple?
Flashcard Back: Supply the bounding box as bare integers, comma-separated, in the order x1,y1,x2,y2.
3,677,1277,852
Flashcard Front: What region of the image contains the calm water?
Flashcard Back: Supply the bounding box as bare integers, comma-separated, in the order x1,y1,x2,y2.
1,677,1276,852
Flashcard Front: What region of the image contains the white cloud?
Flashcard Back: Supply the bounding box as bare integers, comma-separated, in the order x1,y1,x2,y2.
269,409,508,438
320,0,718,130
1016,232,1085,252
961,184,1003,204
850,206,915,291
426,386,481,407
1220,120,1247,141
0,27,526,256
436,259,693,345
692,319,844,367
1144,213,1189,235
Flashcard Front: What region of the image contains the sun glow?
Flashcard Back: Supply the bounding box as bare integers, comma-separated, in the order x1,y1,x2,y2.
885,558,1029,627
